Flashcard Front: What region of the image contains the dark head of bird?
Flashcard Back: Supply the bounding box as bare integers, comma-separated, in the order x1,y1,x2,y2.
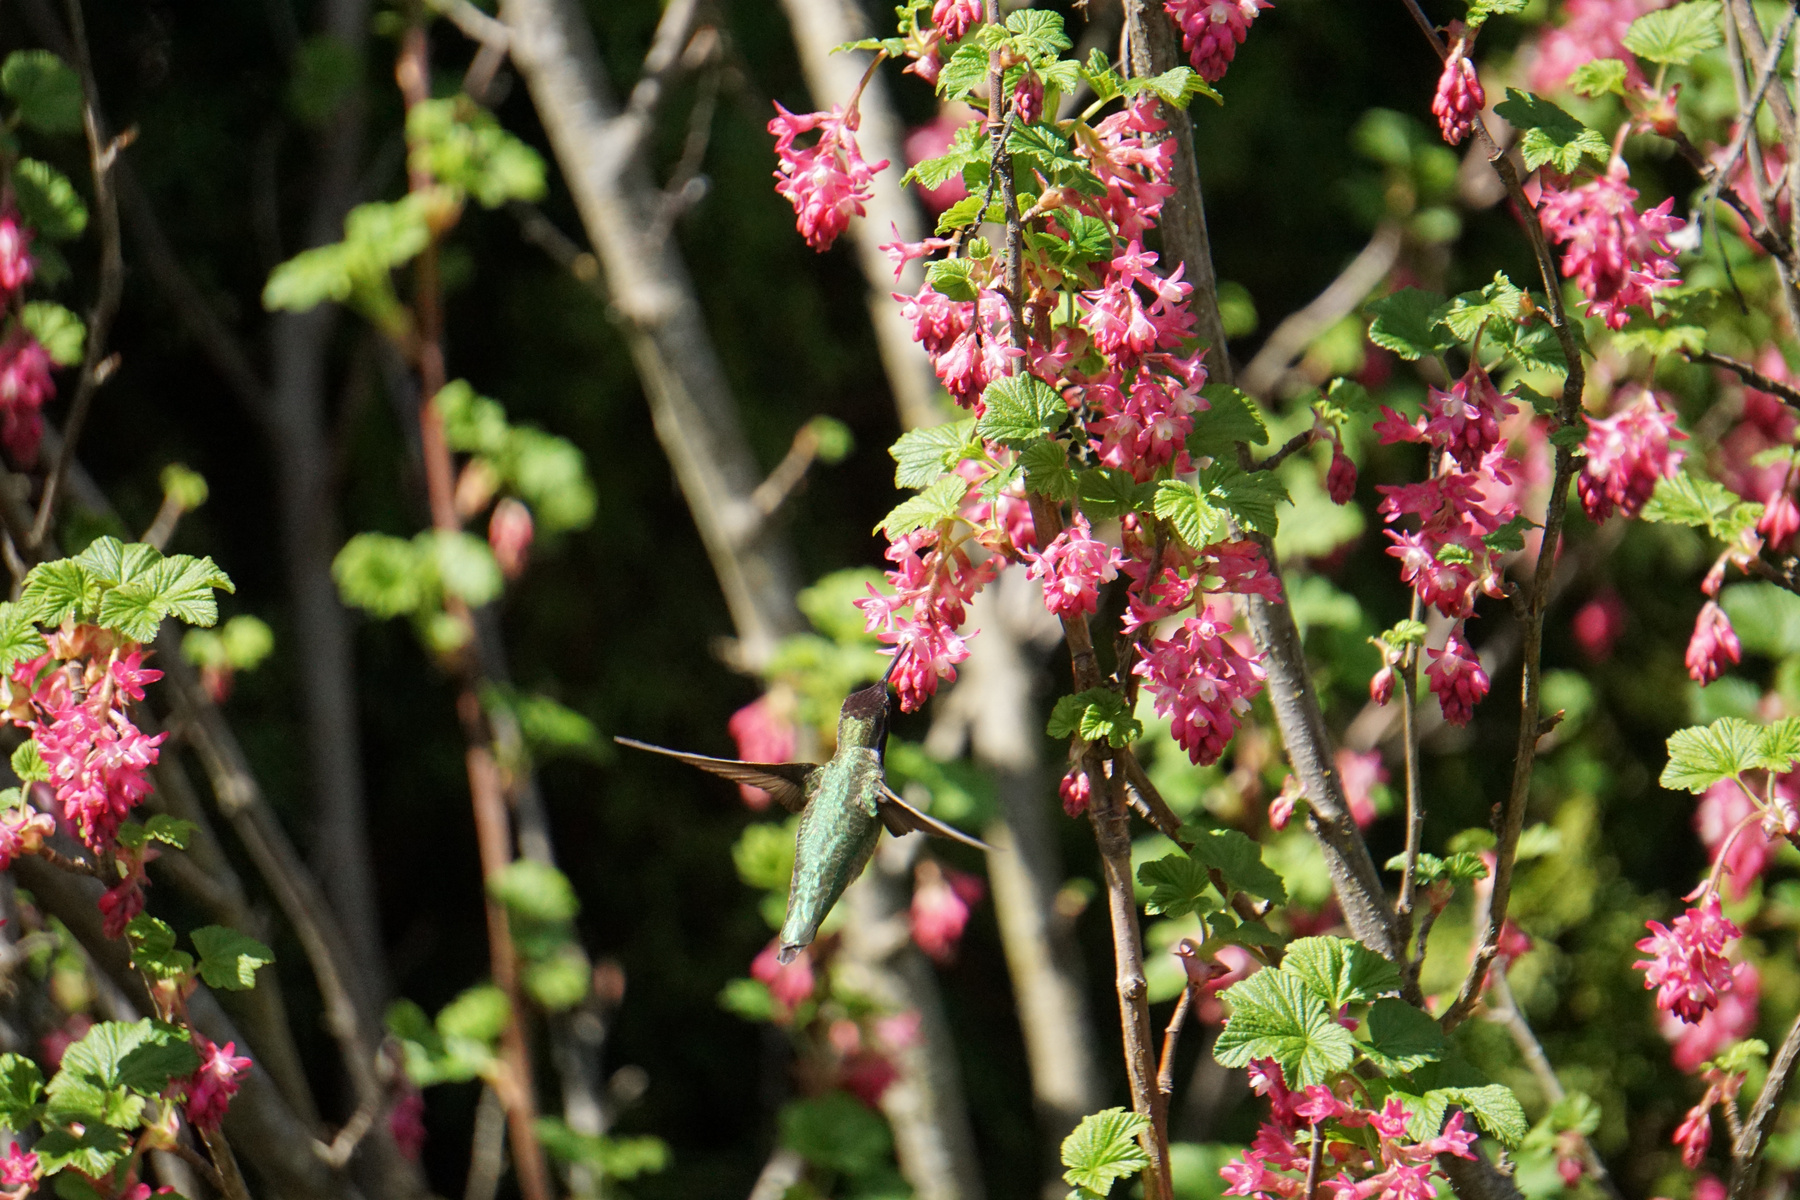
837,672,893,751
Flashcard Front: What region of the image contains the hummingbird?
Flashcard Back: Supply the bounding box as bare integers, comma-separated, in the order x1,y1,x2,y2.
616,670,988,964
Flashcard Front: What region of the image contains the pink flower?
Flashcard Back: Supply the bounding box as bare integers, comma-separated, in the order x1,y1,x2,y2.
98,877,145,939
1432,34,1486,146
838,1050,900,1108
1539,162,1685,330
487,497,533,579
0,330,52,464
904,114,974,216
1572,589,1626,661
0,803,53,869
769,103,889,253
1164,0,1273,82
1027,515,1124,617
1425,634,1489,726
910,860,985,962
1013,71,1044,124
932,0,982,40
1577,389,1686,521
1663,961,1759,1073
183,1035,253,1131
1760,488,1800,551
1059,766,1091,817
0,214,34,294
752,940,816,1019
389,1088,427,1160
28,651,167,853
1674,1102,1712,1168
1686,601,1742,686
1369,665,1395,706
1133,612,1268,766
1335,748,1385,829
727,694,798,810
0,1141,37,1200
1326,441,1356,504
1635,894,1741,1023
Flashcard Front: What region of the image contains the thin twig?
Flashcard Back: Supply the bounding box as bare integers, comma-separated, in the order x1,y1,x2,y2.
427,0,511,48
32,0,127,551
1700,3,1800,226
747,420,828,524
313,1095,381,1168
1304,1120,1324,1200
1252,429,1318,474
167,1139,227,1194
1157,986,1194,1099
1689,348,1800,407
1730,1005,1800,1200
1394,602,1425,956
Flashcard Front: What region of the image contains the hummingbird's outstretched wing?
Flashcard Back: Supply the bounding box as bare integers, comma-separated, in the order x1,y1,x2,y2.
614,737,814,813
878,784,992,851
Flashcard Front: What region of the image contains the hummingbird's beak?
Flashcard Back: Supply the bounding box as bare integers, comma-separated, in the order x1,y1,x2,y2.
881,653,900,686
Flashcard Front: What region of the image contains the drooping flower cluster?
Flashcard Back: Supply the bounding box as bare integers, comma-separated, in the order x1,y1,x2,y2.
1577,388,1686,521
1221,1061,1478,1200
768,103,888,253
856,523,997,712
1539,161,1685,330
1424,635,1490,727
0,1143,37,1200
1432,31,1485,146
0,212,34,294
1164,0,1273,83
1686,600,1742,686
1664,961,1759,1075
182,1035,253,1131
2,633,167,854
1026,514,1125,617
1634,893,1741,1023
1134,607,1268,766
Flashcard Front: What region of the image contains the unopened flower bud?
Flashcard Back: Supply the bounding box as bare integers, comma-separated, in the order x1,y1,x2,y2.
488,498,534,580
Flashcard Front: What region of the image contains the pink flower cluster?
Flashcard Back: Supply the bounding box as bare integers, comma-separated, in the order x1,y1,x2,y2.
0,802,53,868
183,1034,253,1131
1027,514,1124,617
4,644,166,854
1526,0,1659,93
0,329,52,465
1424,634,1490,726
1634,893,1741,1024
1432,35,1485,146
1222,1060,1477,1200
1686,600,1742,686
1578,388,1685,521
769,103,888,253
0,213,34,295
0,1142,36,1200
727,694,798,809
1164,0,1273,83
1664,960,1759,1075
910,859,985,962
1539,162,1685,330
1134,609,1268,765
751,939,816,1022
857,523,996,712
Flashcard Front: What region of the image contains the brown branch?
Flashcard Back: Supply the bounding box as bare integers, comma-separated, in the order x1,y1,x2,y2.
1156,986,1194,1100
1252,430,1319,474
747,420,829,525
1701,3,1800,228
1688,348,1800,407
1730,1005,1800,1200
1394,624,1424,957
31,0,126,552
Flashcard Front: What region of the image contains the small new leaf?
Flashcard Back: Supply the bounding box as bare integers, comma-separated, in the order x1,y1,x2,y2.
1047,689,1142,748
1197,462,1288,537
0,602,45,675
1567,57,1627,96
11,739,46,784
1361,997,1447,1074
1137,852,1219,919
1439,272,1525,342
1186,826,1288,902
1483,515,1537,553
1020,439,1078,500
192,926,275,991
1493,90,1610,173
1061,1108,1151,1199
878,474,969,538
1623,1,1722,64
1661,717,1764,792
1078,467,1156,520
1434,1085,1529,1147
1,51,82,135
1214,969,1357,1086
976,375,1069,447
1365,288,1453,361
1642,472,1764,542
1281,935,1404,1009
1154,480,1228,551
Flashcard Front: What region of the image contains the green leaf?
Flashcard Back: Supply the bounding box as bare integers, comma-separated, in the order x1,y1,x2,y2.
1137,852,1219,918
1386,850,1489,887
1722,582,1800,656
1061,1108,1151,1198
934,193,985,234
1154,480,1229,551
0,1054,44,1128
146,554,235,626
937,40,992,101
1433,1084,1529,1147
1361,997,1446,1074
1567,57,1628,96
1197,462,1289,537
20,301,85,366
1662,717,1765,792
1708,1039,1770,1076
780,1090,894,1178
143,814,196,849
1083,49,1126,103
1439,272,1525,342
1123,66,1221,109
405,98,546,209
437,984,511,1044
535,1117,671,1179
523,943,592,1011
53,1019,198,1106
11,738,46,784
0,602,45,675
20,558,99,627
34,1126,129,1177
926,257,977,302
1190,385,1271,457
1005,8,1072,53
1078,467,1156,519
1365,288,1453,361
192,926,274,990
333,532,430,618
1756,717,1800,773
904,117,986,188
125,915,195,981
490,858,580,924
1282,935,1403,1009
1612,324,1706,358
1482,515,1537,553
2,51,83,135
1020,439,1078,500
878,474,969,538
1186,827,1288,903
1214,969,1358,1086
424,530,503,607
1493,90,1610,173
1468,0,1528,20
976,375,1069,447
892,420,978,491
13,158,88,241
1623,0,1722,64
1642,472,1763,542
1047,688,1142,748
